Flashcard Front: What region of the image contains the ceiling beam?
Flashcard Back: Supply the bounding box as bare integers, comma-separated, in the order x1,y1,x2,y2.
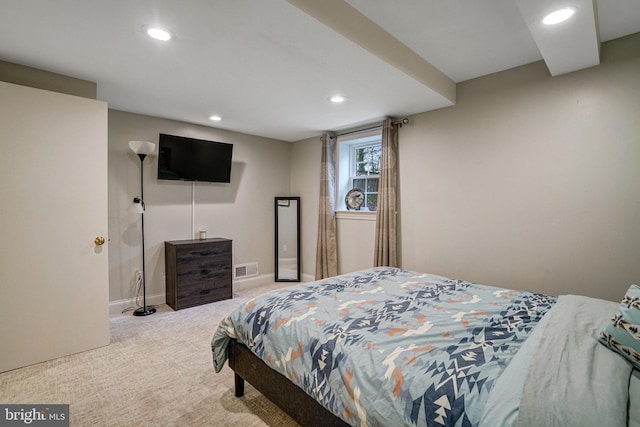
515,0,600,76
287,0,456,104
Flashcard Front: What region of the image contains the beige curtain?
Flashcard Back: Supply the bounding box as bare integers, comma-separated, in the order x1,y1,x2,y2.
374,119,400,267
315,132,338,279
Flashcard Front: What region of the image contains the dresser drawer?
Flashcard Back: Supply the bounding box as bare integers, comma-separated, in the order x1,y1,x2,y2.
175,262,231,286
175,249,231,284
176,241,231,260
176,280,232,309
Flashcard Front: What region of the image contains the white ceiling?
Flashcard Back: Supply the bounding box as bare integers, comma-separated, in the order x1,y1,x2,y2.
1,0,638,142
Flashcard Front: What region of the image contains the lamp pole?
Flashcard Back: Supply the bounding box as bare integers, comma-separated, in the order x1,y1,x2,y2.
132,148,156,316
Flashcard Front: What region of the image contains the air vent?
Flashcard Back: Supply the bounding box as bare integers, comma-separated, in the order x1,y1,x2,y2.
234,262,258,279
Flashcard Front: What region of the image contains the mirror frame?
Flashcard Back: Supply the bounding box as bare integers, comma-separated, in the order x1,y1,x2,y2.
275,196,301,282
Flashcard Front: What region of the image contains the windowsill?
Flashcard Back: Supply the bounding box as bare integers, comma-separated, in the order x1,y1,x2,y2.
335,210,377,221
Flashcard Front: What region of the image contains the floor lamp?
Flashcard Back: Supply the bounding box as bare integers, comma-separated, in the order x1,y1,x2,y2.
129,140,156,316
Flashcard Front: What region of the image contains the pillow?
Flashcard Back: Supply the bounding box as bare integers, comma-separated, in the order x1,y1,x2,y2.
599,284,640,370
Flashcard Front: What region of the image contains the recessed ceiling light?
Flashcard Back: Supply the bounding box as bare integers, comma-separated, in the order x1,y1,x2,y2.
329,95,347,103
542,7,576,25
143,25,175,41
209,115,222,121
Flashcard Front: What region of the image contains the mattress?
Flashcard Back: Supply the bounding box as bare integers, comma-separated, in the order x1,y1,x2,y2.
212,267,555,425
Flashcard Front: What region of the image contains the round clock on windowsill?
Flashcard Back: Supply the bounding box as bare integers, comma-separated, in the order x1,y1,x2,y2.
345,188,365,210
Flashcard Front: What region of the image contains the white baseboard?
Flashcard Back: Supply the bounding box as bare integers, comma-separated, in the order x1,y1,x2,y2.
109,274,277,315
232,273,275,292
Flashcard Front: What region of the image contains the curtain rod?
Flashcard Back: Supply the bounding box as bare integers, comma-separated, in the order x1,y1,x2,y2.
324,118,410,140
337,118,410,137
337,125,382,137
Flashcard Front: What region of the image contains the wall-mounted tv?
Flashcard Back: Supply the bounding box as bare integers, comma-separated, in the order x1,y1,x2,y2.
157,133,233,183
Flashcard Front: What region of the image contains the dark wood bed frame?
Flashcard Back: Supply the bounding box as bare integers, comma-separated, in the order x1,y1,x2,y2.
228,339,350,426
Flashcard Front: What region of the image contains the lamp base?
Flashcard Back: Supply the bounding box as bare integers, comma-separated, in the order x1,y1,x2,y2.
133,306,156,316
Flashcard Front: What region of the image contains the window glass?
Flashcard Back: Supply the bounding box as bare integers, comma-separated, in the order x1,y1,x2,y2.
355,145,381,176
349,141,380,210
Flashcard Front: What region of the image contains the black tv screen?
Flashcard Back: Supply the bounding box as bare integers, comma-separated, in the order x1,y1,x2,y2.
157,134,233,183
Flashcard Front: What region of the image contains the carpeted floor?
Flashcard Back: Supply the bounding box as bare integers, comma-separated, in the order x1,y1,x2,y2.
0,283,301,426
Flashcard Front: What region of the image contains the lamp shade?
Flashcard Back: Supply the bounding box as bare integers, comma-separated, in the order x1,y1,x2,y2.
128,140,156,156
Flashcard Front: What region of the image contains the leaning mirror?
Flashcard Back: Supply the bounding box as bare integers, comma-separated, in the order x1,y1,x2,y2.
275,197,300,282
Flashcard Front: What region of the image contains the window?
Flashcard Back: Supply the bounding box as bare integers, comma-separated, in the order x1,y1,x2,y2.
351,142,380,210
337,130,382,211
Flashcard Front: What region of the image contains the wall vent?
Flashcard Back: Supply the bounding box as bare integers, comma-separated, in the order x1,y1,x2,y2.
234,262,259,279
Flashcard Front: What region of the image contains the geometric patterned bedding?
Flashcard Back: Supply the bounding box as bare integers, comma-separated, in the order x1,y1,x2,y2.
212,267,556,426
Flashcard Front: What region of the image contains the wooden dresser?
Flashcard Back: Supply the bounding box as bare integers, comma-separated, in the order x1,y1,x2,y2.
165,238,232,310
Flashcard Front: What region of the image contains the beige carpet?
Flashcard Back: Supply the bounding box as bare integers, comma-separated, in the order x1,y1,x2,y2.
0,283,301,426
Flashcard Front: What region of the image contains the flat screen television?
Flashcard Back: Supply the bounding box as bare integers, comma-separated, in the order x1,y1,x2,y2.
157,133,233,183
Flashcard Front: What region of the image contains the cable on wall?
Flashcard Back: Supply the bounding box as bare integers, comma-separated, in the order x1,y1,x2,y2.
192,181,196,239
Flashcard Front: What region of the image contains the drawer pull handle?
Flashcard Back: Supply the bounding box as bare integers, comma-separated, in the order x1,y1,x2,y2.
200,289,212,295
201,269,211,274
200,251,212,256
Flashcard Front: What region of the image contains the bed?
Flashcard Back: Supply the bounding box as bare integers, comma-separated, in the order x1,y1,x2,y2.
211,267,640,426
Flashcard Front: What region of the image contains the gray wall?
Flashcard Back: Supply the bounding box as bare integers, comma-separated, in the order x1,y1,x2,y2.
292,33,640,302
108,110,291,306
290,135,321,281
399,33,640,302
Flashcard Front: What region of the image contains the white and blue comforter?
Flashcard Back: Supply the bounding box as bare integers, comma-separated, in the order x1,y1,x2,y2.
211,267,556,426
